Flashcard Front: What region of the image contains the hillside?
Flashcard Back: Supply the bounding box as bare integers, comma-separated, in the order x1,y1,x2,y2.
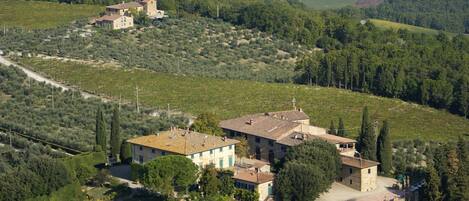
0,0,102,29
369,19,465,37
17,57,469,142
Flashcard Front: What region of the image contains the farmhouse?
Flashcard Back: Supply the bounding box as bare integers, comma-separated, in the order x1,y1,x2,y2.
232,169,274,201
127,128,239,169
220,109,379,192
94,0,164,30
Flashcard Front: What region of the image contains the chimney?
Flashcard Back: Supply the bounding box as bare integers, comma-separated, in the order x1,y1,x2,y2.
298,108,303,112
247,119,254,125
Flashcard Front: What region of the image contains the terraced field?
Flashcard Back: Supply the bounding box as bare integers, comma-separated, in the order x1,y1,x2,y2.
17,57,469,142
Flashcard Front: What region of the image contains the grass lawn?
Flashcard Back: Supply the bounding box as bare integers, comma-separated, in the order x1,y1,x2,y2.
17,57,469,142
0,0,102,29
369,19,467,38
301,0,357,10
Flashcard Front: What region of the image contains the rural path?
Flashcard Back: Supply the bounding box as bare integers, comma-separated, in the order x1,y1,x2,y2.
0,55,108,101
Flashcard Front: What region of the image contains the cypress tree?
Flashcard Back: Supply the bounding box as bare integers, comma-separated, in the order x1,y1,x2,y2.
337,118,346,137
329,120,336,135
377,120,392,175
95,106,107,152
421,164,442,201
357,106,376,160
120,140,132,164
110,106,121,160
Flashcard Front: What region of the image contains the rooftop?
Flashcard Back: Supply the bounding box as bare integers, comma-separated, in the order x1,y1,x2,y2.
232,169,274,184
235,157,270,170
265,109,309,121
95,14,123,22
277,132,356,146
127,129,239,155
341,155,380,169
219,112,302,140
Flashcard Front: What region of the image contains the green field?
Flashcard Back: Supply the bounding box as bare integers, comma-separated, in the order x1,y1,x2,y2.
0,0,102,29
16,57,469,142
301,0,357,10
369,19,466,37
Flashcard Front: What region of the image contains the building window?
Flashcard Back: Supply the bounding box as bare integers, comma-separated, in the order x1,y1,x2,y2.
210,149,214,154
151,149,155,153
255,147,261,160
269,140,274,146
255,137,261,143
349,168,353,174
268,150,275,163
139,146,143,151
229,145,233,150
350,179,353,185
191,154,195,159
219,158,224,168
138,155,143,163
268,183,273,195
228,156,233,167
200,152,203,157
281,145,287,152
368,169,371,174
219,147,223,152
161,151,166,156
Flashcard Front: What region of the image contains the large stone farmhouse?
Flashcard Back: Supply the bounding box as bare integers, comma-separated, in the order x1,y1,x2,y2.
220,109,379,192
127,128,239,169
94,0,164,30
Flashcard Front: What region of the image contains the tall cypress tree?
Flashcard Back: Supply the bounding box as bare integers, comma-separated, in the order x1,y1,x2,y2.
421,164,442,201
95,106,106,152
120,140,132,164
377,120,392,175
337,118,346,137
357,106,376,160
110,106,121,159
329,120,336,135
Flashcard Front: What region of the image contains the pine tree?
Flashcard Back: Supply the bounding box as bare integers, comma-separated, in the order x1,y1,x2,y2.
377,120,392,175
120,140,132,164
95,106,106,152
329,120,336,135
357,106,376,160
110,106,121,160
421,164,442,201
337,118,346,137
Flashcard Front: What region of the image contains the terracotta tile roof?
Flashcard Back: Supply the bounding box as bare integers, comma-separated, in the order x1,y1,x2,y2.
341,155,379,169
96,14,123,22
235,158,270,170
277,132,356,146
265,109,309,121
127,129,239,155
233,169,274,184
106,2,143,10
219,113,301,140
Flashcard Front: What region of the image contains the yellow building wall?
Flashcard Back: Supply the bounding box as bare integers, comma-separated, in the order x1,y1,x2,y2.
339,165,377,192
131,144,236,169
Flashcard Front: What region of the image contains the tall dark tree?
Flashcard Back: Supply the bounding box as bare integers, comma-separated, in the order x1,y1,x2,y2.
377,120,392,175
329,120,336,135
95,106,107,152
421,164,442,201
357,106,376,160
110,106,121,159
337,118,346,137
120,140,132,164
190,112,223,136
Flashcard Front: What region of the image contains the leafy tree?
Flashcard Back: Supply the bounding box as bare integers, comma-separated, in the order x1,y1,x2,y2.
377,120,392,175
421,164,442,201
95,106,107,152
337,117,346,137
275,161,328,201
191,112,223,136
141,155,198,197
120,140,132,164
218,170,235,196
199,164,221,197
328,120,336,135
110,106,121,160
234,188,259,201
357,106,377,160
233,136,249,158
